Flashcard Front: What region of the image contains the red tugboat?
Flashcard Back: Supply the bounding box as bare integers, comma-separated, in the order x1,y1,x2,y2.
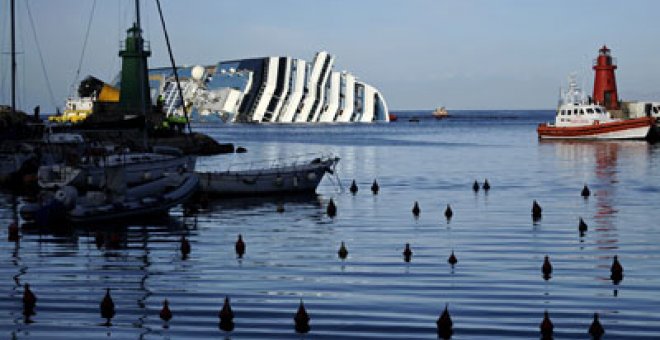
538,46,655,140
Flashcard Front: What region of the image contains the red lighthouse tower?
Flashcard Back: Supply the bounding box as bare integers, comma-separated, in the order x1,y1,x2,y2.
592,45,619,110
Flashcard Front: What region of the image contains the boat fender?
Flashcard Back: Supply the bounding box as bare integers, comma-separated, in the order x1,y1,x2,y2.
274,175,284,187
293,175,299,188
307,172,317,181
54,185,78,210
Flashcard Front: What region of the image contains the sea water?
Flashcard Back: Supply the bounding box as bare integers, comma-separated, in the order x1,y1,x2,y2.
1,110,660,339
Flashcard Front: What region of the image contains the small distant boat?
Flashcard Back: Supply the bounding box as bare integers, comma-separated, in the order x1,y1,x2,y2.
537,76,655,140
197,154,339,196
388,113,398,122
432,106,449,119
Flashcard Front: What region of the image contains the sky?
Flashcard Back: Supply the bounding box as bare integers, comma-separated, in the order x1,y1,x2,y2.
2,0,660,112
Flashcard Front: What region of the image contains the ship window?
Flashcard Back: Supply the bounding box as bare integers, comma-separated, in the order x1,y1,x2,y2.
654,107,659,114
574,109,578,114
579,109,585,115
595,108,602,113
586,108,594,113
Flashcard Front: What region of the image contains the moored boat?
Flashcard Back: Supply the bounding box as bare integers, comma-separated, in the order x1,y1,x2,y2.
537,76,654,140
37,145,195,189
21,170,199,225
197,154,339,196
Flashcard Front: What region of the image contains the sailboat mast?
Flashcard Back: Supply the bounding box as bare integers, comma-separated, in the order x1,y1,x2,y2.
135,0,147,148
155,0,192,135
10,0,16,115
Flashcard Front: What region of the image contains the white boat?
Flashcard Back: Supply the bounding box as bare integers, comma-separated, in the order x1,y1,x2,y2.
197,154,339,196
20,169,199,225
37,146,195,190
67,171,199,224
537,76,655,140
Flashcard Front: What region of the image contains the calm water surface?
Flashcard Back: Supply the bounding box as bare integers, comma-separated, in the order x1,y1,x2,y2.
2,110,660,339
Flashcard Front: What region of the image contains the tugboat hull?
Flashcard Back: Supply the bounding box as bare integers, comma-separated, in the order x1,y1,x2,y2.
537,117,655,140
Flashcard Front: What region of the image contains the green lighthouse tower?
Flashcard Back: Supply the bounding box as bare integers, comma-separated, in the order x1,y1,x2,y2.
118,22,152,114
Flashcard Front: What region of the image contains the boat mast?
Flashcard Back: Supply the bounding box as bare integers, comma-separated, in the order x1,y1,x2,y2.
155,0,192,135
10,0,16,115
135,0,147,148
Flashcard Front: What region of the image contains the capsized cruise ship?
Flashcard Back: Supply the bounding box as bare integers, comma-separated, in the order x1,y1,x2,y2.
147,51,390,123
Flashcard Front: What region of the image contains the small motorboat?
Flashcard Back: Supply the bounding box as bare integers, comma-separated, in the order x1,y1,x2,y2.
21,170,199,225
537,76,655,140
197,154,339,196
432,106,449,119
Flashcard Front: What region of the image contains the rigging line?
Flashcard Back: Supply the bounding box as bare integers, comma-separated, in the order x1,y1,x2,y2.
25,0,57,108
70,0,97,96
155,0,193,136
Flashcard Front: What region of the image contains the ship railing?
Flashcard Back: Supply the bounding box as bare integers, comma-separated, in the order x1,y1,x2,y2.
223,152,335,174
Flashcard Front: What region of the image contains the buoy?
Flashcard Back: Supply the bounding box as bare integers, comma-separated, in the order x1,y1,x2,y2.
403,243,413,263
540,310,554,338
8,222,18,242
436,304,453,339
294,300,310,334
326,199,337,218
581,184,591,198
219,296,235,332
542,255,552,280
483,179,491,192
235,234,246,259
610,255,623,283
160,299,172,322
448,251,458,266
579,217,588,235
23,283,37,314
371,179,379,194
444,204,453,221
100,288,115,320
338,241,348,260
276,202,285,213
349,180,358,195
472,180,480,192
219,296,234,321
180,236,191,257
412,201,420,217
589,312,605,339
532,200,542,220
